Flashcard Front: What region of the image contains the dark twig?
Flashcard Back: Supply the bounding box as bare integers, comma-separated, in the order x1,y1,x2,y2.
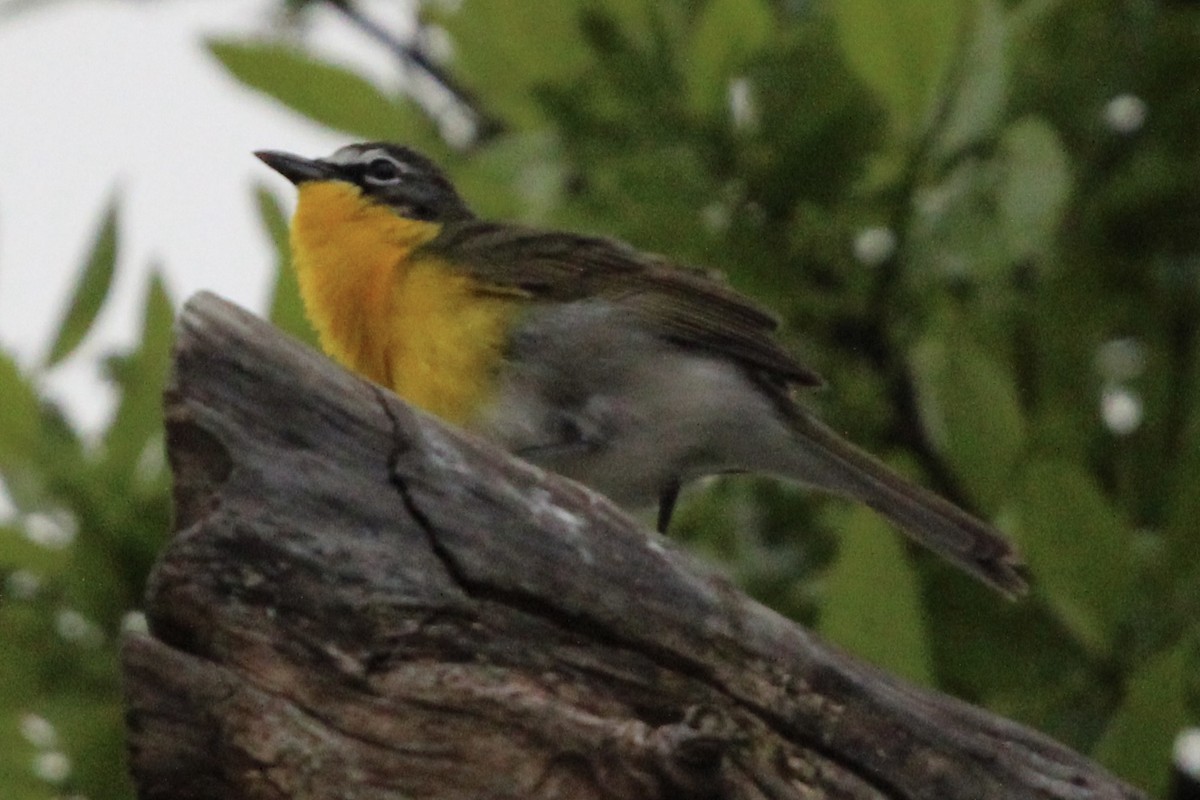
321,0,506,144
857,9,992,511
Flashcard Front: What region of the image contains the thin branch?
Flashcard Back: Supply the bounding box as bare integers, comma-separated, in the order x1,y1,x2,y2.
321,0,506,144
855,7,998,511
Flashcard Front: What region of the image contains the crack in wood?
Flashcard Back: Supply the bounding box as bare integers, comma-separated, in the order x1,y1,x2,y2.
368,384,907,800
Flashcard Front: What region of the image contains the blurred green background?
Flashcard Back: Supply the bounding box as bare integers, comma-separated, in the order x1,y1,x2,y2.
2,0,1198,797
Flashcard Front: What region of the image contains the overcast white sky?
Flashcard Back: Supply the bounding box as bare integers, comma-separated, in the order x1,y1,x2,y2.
0,0,410,431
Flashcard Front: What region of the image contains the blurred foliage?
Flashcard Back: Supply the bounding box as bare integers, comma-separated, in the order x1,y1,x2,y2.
2,0,1198,797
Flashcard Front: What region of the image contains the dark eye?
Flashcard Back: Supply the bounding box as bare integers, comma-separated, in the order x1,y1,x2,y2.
364,158,400,182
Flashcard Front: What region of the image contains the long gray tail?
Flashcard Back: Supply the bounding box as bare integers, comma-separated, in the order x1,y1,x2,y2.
773,409,1029,598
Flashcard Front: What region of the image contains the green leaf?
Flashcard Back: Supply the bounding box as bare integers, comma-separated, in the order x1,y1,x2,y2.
0,351,41,471
685,0,774,116
101,271,174,478
933,0,1008,161
0,613,50,795
457,131,565,221
1164,412,1200,589
260,185,318,348
427,0,591,128
1091,639,1192,797
44,194,119,367
0,521,71,575
256,182,289,251
45,690,133,800
819,506,934,686
907,153,1041,281
997,117,1072,263
921,560,1106,741
907,158,1010,280
831,0,967,142
910,327,1025,511
207,39,437,145
561,144,713,256
1015,461,1133,656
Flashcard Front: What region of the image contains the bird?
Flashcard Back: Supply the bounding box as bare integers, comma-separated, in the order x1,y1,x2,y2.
256,142,1028,597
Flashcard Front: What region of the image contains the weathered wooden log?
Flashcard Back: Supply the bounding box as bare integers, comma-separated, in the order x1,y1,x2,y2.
121,291,1146,800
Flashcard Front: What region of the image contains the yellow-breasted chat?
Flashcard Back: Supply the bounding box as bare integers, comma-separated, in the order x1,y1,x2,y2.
256,142,1027,597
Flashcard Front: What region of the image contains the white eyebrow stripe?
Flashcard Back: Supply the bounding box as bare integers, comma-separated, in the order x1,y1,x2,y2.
325,146,362,165
325,146,414,174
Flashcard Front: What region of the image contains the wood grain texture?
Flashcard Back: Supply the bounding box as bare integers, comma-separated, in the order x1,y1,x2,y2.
121,291,1145,800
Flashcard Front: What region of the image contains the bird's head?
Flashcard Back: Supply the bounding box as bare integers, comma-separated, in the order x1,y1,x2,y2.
255,142,474,223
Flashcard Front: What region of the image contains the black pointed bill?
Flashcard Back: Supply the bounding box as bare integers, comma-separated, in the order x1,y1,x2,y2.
254,150,341,185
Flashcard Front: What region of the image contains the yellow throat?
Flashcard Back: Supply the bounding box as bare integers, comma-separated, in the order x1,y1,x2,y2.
290,180,518,425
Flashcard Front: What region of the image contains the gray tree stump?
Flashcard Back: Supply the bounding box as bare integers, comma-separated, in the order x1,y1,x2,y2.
120,292,1146,800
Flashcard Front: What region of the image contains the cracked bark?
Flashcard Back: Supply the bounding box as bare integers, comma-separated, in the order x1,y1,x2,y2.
121,292,1146,800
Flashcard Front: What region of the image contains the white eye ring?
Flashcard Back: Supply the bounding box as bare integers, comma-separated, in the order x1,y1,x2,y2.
364,158,402,183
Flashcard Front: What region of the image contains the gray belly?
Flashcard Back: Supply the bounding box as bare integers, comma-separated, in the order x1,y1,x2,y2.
467,300,796,510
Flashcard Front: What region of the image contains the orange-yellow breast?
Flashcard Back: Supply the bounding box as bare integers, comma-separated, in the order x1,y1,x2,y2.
290,181,519,425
